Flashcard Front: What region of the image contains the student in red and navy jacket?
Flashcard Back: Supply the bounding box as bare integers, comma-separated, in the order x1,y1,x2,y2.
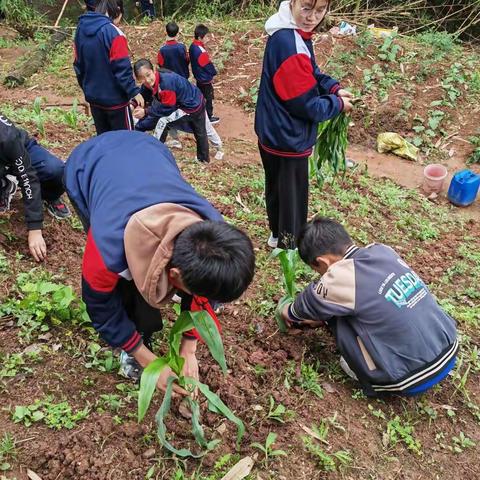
157,22,190,79
189,24,219,123
73,0,144,135
255,0,354,250
64,131,255,391
132,59,210,162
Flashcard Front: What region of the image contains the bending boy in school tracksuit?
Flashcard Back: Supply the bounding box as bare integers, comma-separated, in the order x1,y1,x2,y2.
0,114,70,262
158,22,190,79
281,217,458,397
73,2,143,134
65,131,255,388
189,24,219,123
132,59,210,162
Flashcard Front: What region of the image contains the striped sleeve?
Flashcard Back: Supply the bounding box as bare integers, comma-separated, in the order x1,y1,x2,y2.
82,230,142,353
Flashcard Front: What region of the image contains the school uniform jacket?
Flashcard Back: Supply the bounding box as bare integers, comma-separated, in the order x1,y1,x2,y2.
73,13,139,109
254,1,344,157
158,40,190,79
0,114,43,230
138,70,204,119
289,244,458,395
65,131,222,353
189,40,217,84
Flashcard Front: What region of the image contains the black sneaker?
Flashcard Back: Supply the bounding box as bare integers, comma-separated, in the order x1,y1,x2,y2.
45,197,71,219
209,116,220,125
0,176,18,213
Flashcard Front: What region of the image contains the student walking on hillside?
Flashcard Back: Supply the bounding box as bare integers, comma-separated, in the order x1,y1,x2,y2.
255,0,353,249
74,0,144,134
189,24,219,124
158,22,190,79
65,131,255,389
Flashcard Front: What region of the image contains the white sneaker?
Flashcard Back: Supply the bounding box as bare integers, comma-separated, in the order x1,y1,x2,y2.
346,158,357,169
119,350,143,381
0,175,18,213
214,150,224,160
172,293,182,304
166,139,183,150
267,234,278,249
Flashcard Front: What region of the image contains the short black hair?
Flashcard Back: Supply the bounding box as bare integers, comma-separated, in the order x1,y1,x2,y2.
298,216,352,266
170,221,255,302
166,21,179,37
96,0,124,18
133,58,154,77
194,24,209,40
85,0,98,11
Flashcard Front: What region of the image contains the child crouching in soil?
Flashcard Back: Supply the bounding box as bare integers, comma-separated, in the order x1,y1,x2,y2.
132,59,210,163
65,131,255,393
280,216,458,397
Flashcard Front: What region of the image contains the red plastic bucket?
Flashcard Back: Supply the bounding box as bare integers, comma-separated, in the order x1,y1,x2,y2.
423,164,448,194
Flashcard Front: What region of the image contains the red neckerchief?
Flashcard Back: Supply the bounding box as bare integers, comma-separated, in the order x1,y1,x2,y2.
193,39,204,47
166,40,177,45
297,29,314,40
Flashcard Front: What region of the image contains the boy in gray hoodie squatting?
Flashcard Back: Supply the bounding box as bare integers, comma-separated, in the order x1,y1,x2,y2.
280,216,458,397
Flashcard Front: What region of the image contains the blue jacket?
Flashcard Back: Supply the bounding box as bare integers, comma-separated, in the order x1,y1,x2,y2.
137,70,204,120
73,13,139,108
158,40,190,79
255,26,343,157
65,131,222,352
189,40,217,84
290,244,458,396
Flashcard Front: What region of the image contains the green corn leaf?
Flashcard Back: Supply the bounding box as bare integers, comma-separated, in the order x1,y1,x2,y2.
155,376,204,458
169,311,195,358
188,397,220,450
186,377,245,450
275,296,291,333
190,310,227,375
138,356,168,422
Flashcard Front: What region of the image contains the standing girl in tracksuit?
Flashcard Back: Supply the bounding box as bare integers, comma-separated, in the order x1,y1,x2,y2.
74,0,144,135
255,0,354,249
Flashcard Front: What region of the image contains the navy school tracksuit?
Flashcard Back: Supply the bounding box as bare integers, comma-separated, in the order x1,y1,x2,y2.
189,39,217,119
255,2,345,248
64,131,222,352
135,70,209,162
289,244,458,397
158,40,190,79
73,12,140,135
0,114,65,230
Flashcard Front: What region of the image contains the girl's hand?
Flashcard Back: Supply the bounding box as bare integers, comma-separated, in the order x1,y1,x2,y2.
133,106,146,119
337,89,353,99
133,93,145,107
28,229,47,262
341,97,354,112
156,366,189,398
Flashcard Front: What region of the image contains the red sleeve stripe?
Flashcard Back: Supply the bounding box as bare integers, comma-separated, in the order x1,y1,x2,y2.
330,84,341,94
198,51,211,68
273,53,317,101
110,35,129,62
82,229,119,292
157,51,164,66
160,90,177,106
122,331,142,352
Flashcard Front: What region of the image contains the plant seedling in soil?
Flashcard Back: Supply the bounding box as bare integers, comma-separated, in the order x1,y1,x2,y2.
250,432,287,467
302,436,352,472
450,432,476,453
266,396,294,423
0,433,17,472
84,342,119,373
138,310,244,458
310,113,350,186
385,416,422,455
272,248,301,333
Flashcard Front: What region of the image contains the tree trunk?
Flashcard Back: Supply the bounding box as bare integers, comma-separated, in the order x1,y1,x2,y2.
4,29,69,87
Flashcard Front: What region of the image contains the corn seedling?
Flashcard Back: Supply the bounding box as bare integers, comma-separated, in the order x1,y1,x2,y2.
32,97,46,136
138,310,245,458
250,432,287,467
62,99,80,129
310,113,349,186
266,396,293,423
272,248,301,332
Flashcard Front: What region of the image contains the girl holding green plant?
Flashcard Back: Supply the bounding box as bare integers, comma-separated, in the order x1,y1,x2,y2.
255,0,353,249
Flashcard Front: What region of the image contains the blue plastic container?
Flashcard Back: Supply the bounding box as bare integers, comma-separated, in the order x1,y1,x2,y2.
447,170,480,207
